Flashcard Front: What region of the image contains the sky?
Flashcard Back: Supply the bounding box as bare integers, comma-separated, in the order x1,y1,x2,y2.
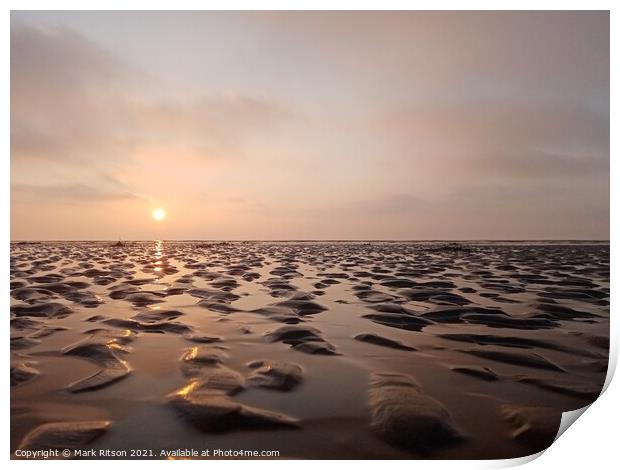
10,11,609,240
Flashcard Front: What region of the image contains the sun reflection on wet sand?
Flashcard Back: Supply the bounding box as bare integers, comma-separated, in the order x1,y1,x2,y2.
174,380,200,398
154,240,164,258
185,347,198,361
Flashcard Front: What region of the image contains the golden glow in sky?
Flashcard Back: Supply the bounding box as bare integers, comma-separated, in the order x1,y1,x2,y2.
152,208,167,221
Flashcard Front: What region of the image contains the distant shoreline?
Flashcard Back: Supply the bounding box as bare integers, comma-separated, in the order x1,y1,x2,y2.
10,239,611,244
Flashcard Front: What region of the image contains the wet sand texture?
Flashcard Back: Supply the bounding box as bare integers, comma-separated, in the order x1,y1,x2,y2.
10,241,609,459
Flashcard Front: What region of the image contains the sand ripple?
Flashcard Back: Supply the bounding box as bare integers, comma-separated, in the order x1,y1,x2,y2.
10,241,609,458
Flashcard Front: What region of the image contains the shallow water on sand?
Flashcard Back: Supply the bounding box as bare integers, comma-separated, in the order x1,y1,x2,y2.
10,241,609,459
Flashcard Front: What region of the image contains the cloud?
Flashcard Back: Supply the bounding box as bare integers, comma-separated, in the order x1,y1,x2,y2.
10,24,293,167
11,25,136,164
9,13,609,240
11,183,140,203
127,95,292,159
329,184,609,240
370,98,609,188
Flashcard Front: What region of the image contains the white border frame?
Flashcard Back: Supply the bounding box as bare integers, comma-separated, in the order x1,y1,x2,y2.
2,2,616,469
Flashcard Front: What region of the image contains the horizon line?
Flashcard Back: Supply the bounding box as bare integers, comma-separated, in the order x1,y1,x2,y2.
10,238,611,243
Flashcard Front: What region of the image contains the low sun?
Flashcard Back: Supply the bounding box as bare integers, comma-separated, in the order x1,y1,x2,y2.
152,208,167,221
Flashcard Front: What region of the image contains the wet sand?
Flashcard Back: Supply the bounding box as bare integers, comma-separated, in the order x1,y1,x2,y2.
10,241,609,459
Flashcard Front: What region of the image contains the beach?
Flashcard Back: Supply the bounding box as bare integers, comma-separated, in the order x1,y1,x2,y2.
10,241,609,459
